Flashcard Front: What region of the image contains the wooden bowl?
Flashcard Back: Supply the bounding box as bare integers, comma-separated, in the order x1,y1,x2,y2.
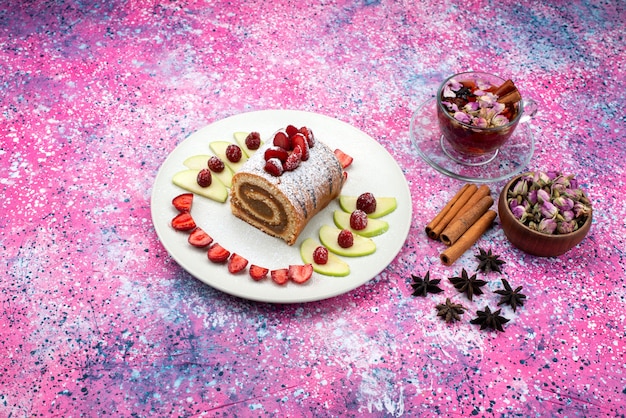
498,174,592,257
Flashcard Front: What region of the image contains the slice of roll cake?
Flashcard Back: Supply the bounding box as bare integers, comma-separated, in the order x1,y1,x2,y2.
230,127,346,245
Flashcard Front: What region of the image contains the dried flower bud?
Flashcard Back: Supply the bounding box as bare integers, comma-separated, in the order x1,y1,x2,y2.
557,220,577,234
538,218,557,234
540,201,559,219
553,196,574,212
537,189,551,204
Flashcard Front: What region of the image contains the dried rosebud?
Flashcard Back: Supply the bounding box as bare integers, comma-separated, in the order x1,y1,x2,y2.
540,201,559,219
492,115,509,126
537,189,551,204
573,201,592,218
454,111,472,124
510,179,528,197
557,220,577,234
553,196,574,212
538,218,557,234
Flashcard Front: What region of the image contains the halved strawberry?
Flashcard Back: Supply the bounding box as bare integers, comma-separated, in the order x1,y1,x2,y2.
299,126,315,148
207,243,230,263
284,149,301,171
273,131,291,150
171,212,196,231
285,124,299,138
188,227,213,248
334,148,353,169
291,133,309,161
228,253,248,274
270,268,289,285
172,193,193,212
288,264,313,284
264,158,284,176
249,264,269,281
264,146,289,162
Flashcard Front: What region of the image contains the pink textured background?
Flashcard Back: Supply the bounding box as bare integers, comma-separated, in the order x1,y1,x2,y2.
1,0,624,416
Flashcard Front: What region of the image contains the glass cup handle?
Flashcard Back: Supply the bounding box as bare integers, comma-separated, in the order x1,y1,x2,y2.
520,98,538,123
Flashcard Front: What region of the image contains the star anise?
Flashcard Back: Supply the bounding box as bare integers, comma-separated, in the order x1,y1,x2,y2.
435,298,466,323
470,306,510,332
475,248,506,273
494,279,527,312
410,271,443,297
448,268,487,301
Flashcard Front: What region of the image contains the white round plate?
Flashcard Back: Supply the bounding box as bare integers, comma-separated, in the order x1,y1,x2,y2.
151,110,412,303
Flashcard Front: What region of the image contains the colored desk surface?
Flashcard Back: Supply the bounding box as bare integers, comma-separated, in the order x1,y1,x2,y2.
1,1,624,416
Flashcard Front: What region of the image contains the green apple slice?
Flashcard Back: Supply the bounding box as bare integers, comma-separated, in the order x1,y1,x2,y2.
338,195,398,218
172,169,228,203
233,131,263,157
300,238,350,277
333,210,389,237
182,154,234,187
209,141,248,173
319,225,376,257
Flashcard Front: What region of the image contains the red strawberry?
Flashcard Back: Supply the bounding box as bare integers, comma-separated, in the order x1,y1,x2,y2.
299,126,315,148
188,227,213,248
288,264,313,284
271,268,289,285
264,146,289,162
284,149,301,171
264,158,284,176
245,132,261,150
291,133,309,161
172,193,193,212
171,212,196,231
208,156,225,173
338,229,354,248
228,253,248,274
273,131,291,150
207,243,230,263
334,148,353,169
285,124,299,138
249,264,269,281
350,209,368,230
313,246,329,265
226,144,243,163
197,168,212,187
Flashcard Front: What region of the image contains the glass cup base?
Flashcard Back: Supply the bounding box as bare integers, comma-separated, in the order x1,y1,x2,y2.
440,135,499,166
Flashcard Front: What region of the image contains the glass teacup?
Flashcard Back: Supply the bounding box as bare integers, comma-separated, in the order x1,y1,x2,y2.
436,71,537,166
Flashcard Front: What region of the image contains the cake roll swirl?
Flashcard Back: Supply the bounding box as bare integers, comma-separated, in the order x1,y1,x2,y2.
230,139,345,245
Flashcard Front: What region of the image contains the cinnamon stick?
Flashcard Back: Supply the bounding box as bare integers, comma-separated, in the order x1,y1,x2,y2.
440,210,497,266
428,184,478,240
447,184,491,226
440,195,494,246
425,184,470,239
494,79,521,105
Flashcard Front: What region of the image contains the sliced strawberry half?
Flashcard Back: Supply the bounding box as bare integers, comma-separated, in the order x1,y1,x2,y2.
228,253,248,274
292,133,309,161
172,193,193,212
207,243,230,263
334,148,353,169
299,126,315,148
171,212,196,231
288,264,313,284
270,268,289,285
188,227,213,248
273,131,291,150
264,146,289,162
285,124,299,137
249,264,269,281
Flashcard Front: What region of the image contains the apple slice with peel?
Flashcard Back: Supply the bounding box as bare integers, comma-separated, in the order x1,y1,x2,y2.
172,169,228,203
183,154,234,187
319,225,376,257
332,210,389,237
338,195,397,218
209,141,248,173
300,238,350,277
233,131,263,157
